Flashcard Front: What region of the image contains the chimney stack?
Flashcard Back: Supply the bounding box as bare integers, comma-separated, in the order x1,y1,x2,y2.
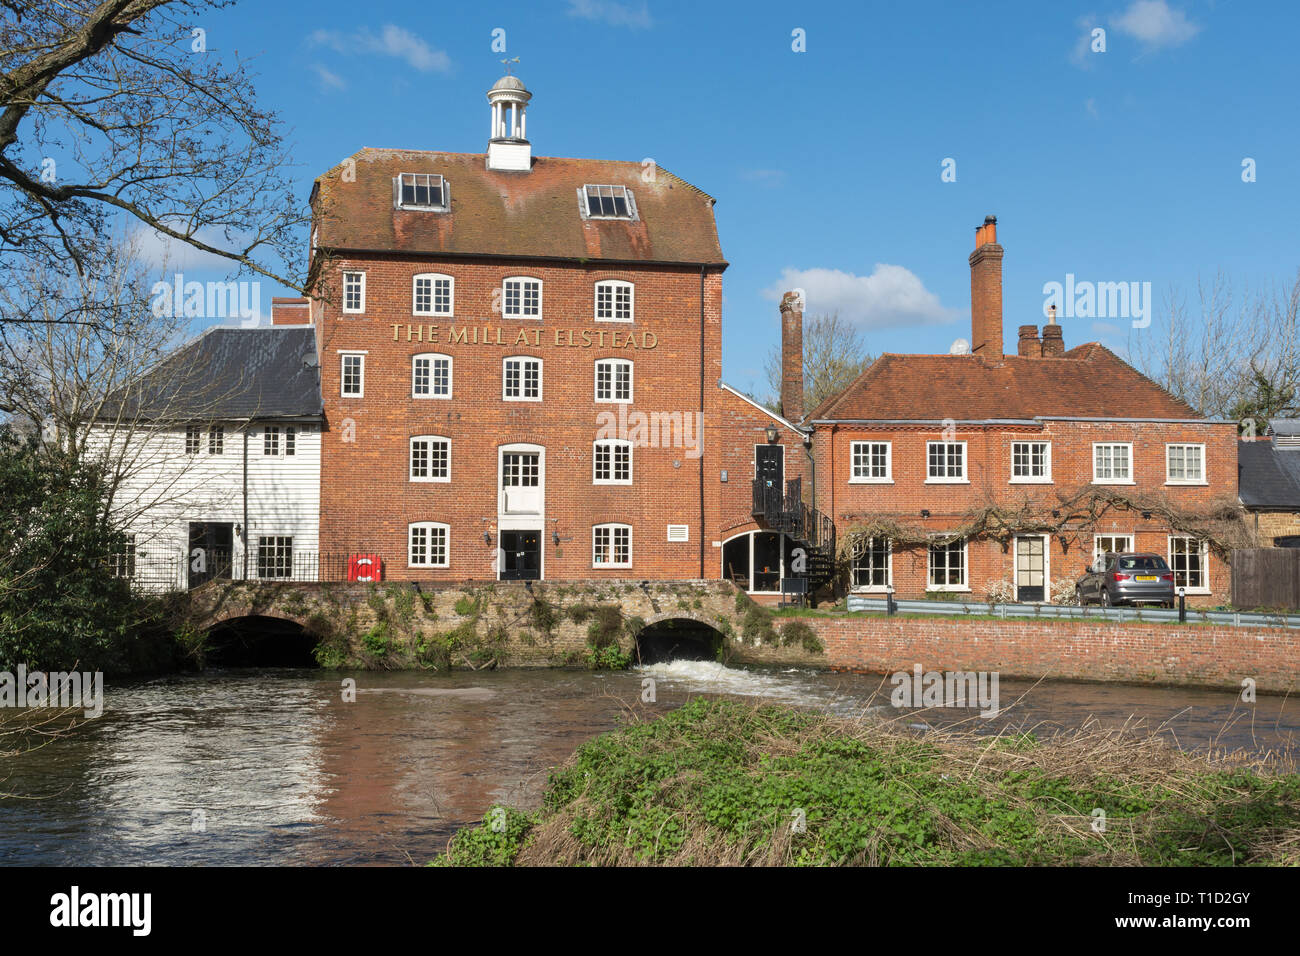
969,215,1004,360
271,296,310,326
1041,323,1065,356
1017,324,1041,357
779,291,805,422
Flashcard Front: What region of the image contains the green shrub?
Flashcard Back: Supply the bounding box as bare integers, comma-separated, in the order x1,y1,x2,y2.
778,619,821,653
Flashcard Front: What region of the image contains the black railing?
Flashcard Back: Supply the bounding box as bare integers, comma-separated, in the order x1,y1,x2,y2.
751,475,836,552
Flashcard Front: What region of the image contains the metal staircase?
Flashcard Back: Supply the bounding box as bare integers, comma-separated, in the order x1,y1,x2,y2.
751,475,837,595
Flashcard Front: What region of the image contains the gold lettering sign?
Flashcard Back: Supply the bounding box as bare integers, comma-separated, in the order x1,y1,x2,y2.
390,323,657,349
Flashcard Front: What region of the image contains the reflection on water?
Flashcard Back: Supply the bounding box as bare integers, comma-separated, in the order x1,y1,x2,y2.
1,664,1297,866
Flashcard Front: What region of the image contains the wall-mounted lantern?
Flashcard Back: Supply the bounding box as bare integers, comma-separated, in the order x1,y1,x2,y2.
765,425,779,444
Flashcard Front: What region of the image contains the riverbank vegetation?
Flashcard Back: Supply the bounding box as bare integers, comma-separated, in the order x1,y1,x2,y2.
436,698,1300,866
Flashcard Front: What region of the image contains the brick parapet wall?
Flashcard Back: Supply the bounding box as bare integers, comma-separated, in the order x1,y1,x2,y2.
808,615,1299,693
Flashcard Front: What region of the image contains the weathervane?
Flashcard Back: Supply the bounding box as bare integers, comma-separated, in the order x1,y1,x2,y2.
500,56,520,75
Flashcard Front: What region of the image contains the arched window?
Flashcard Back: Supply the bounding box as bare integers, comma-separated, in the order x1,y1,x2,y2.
412,273,454,316
593,524,632,567
593,438,632,484
502,276,542,319
412,352,452,398
410,436,451,482
594,358,633,402
594,279,634,322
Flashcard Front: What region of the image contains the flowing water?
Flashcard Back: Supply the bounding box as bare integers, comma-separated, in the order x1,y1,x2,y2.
1,662,1297,866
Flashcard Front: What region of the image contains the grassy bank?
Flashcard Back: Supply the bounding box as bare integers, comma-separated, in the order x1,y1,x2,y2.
435,699,1300,866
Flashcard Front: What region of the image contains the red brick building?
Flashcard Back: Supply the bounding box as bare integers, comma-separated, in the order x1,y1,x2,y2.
799,217,1237,604
305,73,747,582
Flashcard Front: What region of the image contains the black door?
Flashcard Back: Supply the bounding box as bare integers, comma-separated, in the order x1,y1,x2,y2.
500,530,541,581
188,521,234,589
755,444,784,516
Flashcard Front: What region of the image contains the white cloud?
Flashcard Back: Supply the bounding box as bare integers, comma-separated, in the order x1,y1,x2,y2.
1111,0,1200,49
739,168,786,187
763,264,957,329
313,64,346,91
1085,97,1100,118
567,0,653,29
1070,14,1101,67
309,25,451,73
129,226,241,272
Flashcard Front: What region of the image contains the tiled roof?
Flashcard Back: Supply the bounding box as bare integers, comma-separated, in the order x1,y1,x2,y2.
100,327,323,422
312,149,726,266
807,342,1202,422
1239,440,1300,508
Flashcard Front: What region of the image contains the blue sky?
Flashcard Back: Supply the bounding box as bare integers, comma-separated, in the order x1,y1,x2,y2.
167,0,1299,399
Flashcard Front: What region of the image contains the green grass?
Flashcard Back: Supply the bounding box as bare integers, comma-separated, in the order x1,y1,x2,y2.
435,699,1300,867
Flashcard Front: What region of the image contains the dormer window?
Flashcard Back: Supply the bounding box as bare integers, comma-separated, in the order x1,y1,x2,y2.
396,173,448,211
582,184,636,220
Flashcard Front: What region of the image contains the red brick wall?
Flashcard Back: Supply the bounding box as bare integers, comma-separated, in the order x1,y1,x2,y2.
817,419,1238,603
810,615,1300,692
315,256,723,581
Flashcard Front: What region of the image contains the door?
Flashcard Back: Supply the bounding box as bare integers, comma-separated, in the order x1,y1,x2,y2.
188,521,234,589
755,444,784,515
500,530,541,581
1015,535,1046,602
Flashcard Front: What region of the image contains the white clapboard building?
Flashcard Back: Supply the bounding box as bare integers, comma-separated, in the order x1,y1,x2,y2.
90,325,323,590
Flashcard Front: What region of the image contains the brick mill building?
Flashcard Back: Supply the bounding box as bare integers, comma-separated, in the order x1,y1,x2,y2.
793,217,1238,605
294,72,832,588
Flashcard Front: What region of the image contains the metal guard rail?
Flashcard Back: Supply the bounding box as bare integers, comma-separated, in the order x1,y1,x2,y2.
845,595,1300,629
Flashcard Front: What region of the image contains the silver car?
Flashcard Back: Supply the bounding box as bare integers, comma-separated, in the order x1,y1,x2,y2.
1075,552,1176,607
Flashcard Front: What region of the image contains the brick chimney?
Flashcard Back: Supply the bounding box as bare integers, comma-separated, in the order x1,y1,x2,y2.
1017,324,1041,357
271,296,310,326
779,290,805,422
969,215,1004,360
1041,305,1065,356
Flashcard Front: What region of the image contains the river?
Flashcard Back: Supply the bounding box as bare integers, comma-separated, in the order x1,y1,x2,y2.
1,662,1297,866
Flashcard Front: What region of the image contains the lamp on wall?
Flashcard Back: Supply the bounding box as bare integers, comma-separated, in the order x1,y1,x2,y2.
1141,511,1152,520
920,509,931,518
765,425,779,444
553,531,560,546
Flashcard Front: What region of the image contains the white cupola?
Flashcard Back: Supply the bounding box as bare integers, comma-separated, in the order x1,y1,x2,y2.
486,74,532,172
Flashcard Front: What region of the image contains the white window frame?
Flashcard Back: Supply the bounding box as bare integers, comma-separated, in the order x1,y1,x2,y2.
582,184,636,220
412,273,454,317
1165,443,1207,485
925,440,968,484
340,352,365,398
207,424,224,455
850,536,892,591
849,441,892,483
342,271,366,314
1168,536,1210,593
502,356,542,402
593,438,633,485
592,523,632,568
1092,442,1134,484
408,521,450,568
396,172,448,211
409,435,451,484
1092,534,1135,570
184,425,201,456
502,276,542,320
1010,440,1052,483
594,279,635,322
594,358,634,403
262,425,281,456
926,537,969,591
412,352,453,399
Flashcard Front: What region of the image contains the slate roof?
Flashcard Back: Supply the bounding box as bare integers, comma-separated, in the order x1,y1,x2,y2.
807,342,1202,422
1239,440,1300,509
99,326,322,423
311,149,726,266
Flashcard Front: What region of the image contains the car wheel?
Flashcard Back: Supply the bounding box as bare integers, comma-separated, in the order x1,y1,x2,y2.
1100,589,1113,608
1075,586,1086,606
